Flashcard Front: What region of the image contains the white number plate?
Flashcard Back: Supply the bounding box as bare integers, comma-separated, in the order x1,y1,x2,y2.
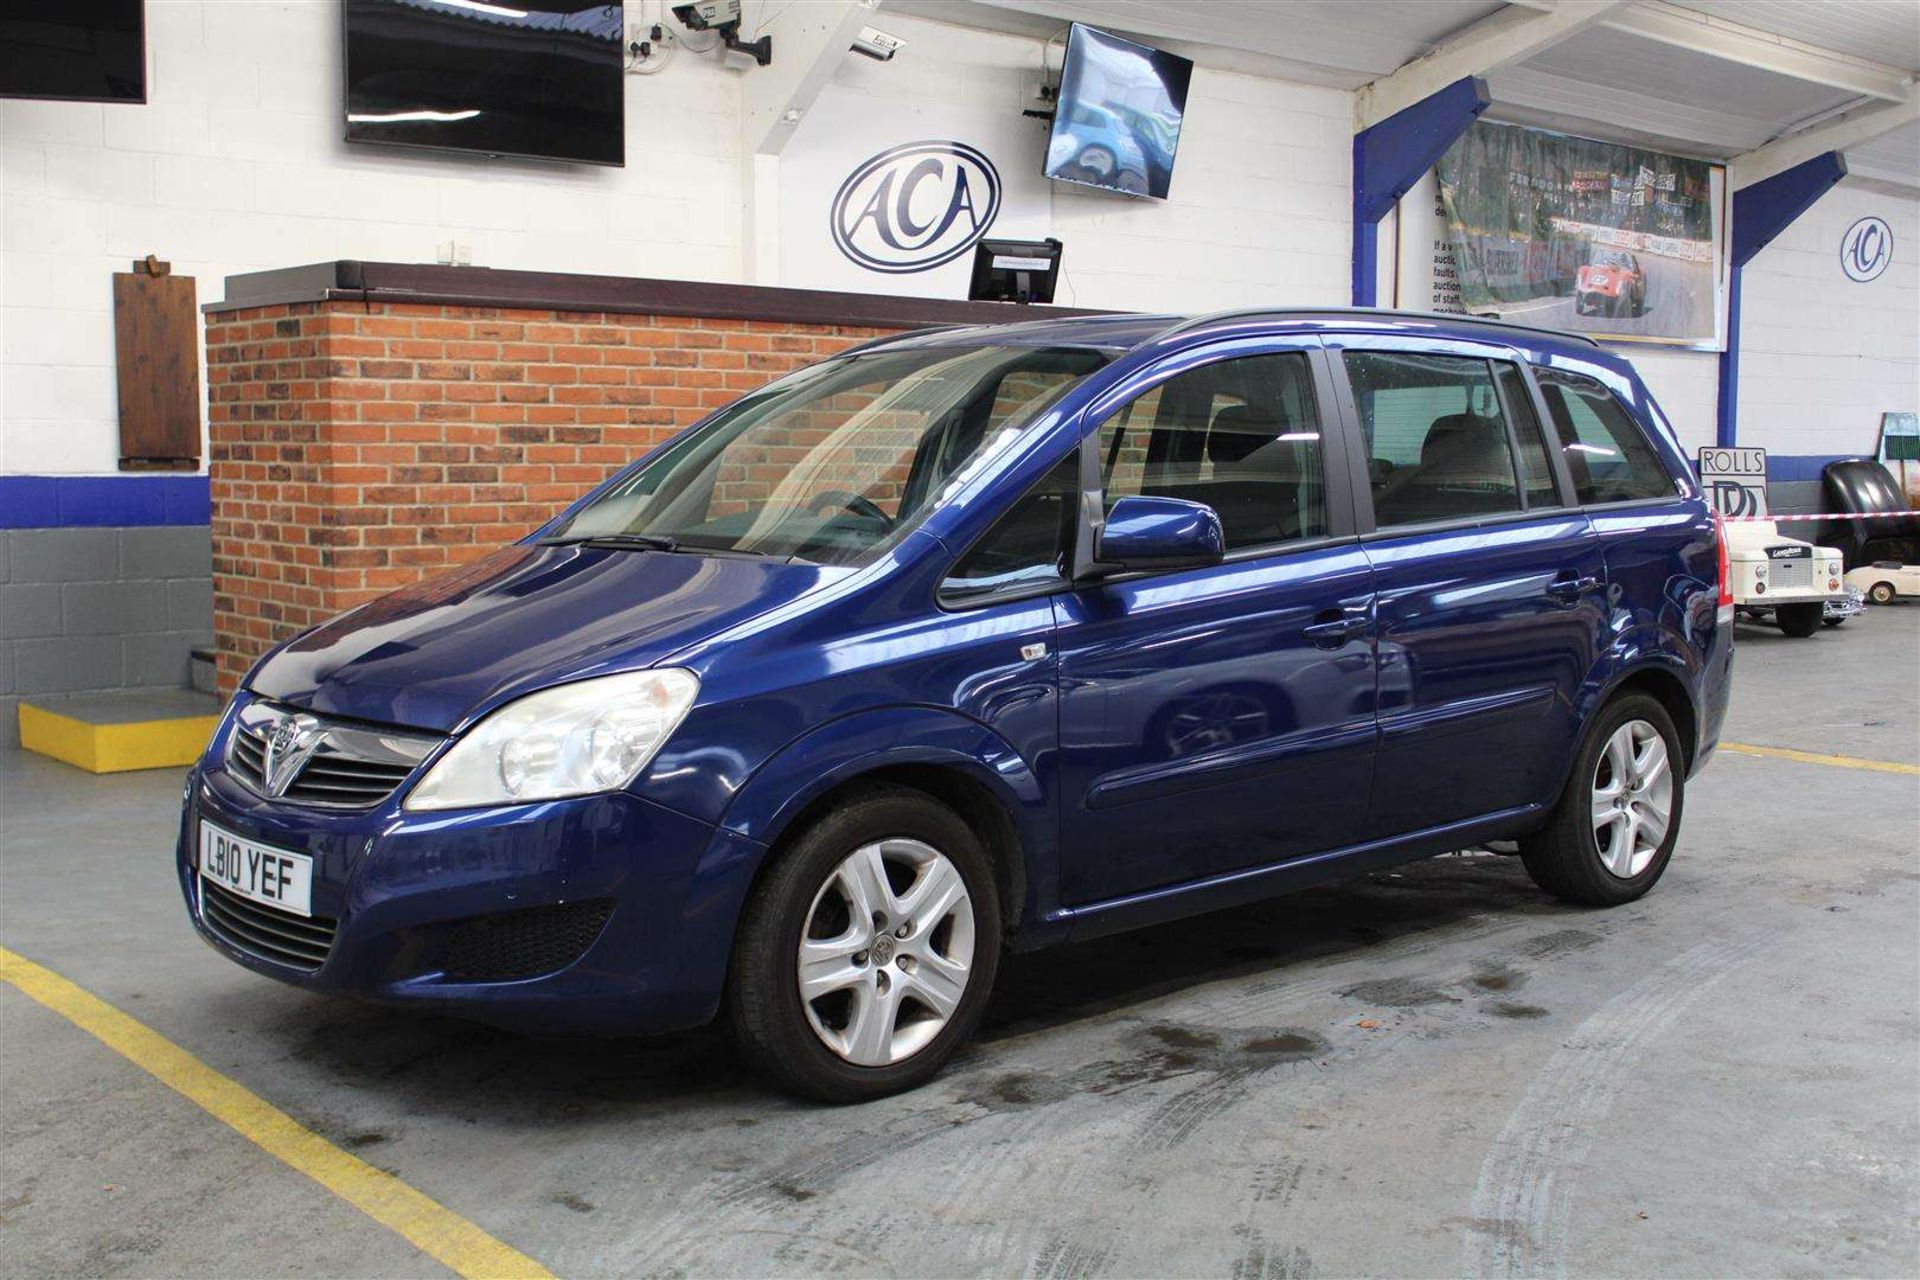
198,820,313,918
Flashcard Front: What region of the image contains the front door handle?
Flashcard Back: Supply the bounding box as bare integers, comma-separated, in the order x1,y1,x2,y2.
1304,612,1367,649
1546,573,1602,603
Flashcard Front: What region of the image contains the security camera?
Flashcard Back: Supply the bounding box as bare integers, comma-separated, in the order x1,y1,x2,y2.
670,0,771,66
851,26,905,62
672,0,740,29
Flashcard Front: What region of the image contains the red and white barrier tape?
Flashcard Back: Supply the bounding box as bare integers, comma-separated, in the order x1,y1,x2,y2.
1721,510,1917,523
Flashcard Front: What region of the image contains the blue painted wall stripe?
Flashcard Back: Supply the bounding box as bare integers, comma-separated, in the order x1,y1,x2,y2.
1764,454,1866,483
0,475,211,529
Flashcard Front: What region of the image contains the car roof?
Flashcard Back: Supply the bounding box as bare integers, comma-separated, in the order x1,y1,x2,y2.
860,307,1617,370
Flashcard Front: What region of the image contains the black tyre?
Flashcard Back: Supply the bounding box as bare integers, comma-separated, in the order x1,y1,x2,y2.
1869,581,1897,605
1520,693,1684,907
725,785,1002,1102
1776,602,1823,637
1822,617,1845,628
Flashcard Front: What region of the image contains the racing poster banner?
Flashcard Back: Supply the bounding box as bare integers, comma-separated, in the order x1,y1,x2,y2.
1434,121,1725,348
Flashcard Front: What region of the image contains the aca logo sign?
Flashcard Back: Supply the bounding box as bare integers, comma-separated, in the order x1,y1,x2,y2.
1840,215,1893,283
830,141,1001,274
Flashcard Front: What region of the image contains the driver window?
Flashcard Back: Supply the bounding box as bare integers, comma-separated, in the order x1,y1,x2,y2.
1093,352,1328,550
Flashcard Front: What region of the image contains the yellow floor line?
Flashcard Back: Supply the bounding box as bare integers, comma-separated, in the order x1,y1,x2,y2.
0,946,553,1280
1720,741,1920,777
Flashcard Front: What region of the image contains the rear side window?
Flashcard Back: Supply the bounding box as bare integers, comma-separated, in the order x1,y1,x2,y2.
1344,351,1521,527
1094,351,1328,551
1533,368,1674,504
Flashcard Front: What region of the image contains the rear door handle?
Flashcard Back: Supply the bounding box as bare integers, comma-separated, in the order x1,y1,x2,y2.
1546,573,1602,603
1304,612,1367,648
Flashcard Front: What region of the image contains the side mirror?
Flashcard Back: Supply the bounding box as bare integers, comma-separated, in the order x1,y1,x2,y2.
1090,495,1225,576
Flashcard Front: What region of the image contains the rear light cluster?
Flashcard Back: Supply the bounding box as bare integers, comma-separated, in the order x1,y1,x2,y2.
1713,515,1734,609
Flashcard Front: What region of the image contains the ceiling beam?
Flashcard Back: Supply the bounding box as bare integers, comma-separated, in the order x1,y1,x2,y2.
1355,0,1627,131
1602,1,1912,105
1730,96,1920,189
743,0,879,157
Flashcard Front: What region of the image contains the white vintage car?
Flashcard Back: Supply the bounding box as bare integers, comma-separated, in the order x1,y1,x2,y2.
1846,560,1920,605
1724,520,1847,637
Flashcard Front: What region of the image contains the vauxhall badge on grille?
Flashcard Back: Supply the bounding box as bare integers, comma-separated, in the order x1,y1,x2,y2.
261,712,324,797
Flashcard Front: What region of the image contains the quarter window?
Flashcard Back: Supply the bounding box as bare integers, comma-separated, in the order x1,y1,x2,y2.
942,454,1079,598
1344,351,1522,526
1532,368,1674,504
1094,352,1327,550
1496,363,1562,509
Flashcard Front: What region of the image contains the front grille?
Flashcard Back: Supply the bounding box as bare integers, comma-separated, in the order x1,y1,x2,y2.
199,879,338,971
226,702,438,809
1769,559,1812,590
441,900,615,983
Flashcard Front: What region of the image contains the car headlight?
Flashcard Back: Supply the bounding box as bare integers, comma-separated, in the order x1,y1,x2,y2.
405,669,699,811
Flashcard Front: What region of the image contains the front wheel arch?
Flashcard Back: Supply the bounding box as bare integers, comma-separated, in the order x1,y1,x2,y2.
707,707,1050,945
761,763,1028,937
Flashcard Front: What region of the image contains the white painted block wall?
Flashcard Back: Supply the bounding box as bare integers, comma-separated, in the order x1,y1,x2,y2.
3,0,746,476
1,5,1354,477
1736,183,1918,458
5,2,1905,481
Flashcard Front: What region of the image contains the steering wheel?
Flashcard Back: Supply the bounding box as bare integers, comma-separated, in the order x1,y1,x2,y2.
807,489,893,527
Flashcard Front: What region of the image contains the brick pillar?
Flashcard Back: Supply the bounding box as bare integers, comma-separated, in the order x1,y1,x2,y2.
206,301,889,695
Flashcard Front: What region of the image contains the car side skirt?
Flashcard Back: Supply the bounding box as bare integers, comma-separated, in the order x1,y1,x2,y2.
1049,802,1546,943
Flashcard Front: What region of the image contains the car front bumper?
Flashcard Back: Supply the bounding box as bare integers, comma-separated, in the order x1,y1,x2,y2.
175,701,754,1036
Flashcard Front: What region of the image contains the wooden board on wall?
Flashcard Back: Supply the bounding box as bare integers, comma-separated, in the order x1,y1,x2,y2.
113,262,200,470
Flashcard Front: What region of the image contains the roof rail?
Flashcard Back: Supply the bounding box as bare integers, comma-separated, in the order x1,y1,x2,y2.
1150,306,1602,349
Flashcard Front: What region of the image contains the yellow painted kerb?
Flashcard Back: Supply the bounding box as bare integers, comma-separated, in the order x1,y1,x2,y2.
17,703,218,773
0,946,553,1280
1720,741,1920,777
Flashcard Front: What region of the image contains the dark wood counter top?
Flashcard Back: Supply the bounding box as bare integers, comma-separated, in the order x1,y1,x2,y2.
207,260,1105,328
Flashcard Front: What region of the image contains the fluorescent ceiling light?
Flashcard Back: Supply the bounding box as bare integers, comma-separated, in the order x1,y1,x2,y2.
428,0,530,16
348,109,482,124
1566,443,1618,457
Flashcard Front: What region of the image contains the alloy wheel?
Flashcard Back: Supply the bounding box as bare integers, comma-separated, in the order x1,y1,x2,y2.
1590,719,1673,878
796,838,976,1066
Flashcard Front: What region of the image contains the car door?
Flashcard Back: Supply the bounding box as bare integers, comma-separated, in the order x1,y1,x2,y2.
1051,337,1378,906
1331,337,1607,839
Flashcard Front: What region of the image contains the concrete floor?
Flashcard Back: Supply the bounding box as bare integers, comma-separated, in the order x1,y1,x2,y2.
3,608,1916,1279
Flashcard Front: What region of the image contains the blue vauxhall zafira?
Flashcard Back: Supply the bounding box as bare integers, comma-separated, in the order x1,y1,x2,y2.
181,308,1735,1100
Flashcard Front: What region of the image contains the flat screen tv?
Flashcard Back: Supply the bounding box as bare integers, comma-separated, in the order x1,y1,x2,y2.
0,0,145,103
343,0,624,167
1044,23,1192,200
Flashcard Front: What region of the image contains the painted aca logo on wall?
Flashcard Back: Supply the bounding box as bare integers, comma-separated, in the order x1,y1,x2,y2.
830,141,1002,274
1840,216,1893,283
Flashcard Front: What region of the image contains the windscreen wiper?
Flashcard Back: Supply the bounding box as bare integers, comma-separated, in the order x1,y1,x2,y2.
541,532,680,552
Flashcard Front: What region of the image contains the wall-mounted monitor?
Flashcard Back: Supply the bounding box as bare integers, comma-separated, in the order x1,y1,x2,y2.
343,0,625,167
0,0,146,104
1044,23,1192,200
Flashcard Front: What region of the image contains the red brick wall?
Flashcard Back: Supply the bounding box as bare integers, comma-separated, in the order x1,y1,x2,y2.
205,301,893,694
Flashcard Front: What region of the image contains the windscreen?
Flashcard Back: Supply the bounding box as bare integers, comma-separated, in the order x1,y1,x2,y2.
548,345,1110,566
